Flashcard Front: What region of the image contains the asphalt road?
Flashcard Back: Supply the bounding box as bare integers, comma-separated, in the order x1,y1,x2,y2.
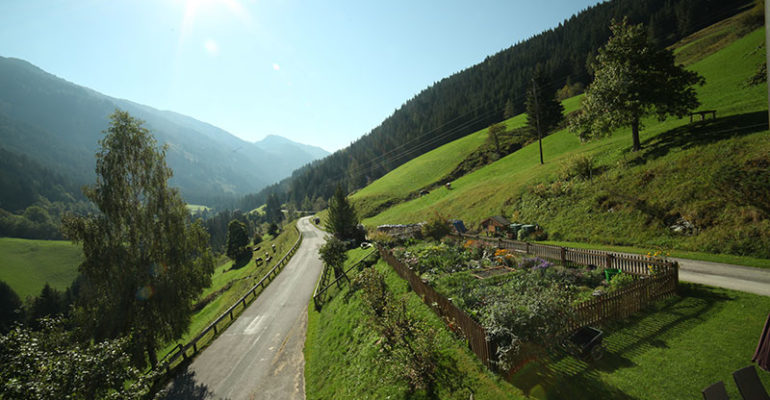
675,257,770,297
163,216,326,400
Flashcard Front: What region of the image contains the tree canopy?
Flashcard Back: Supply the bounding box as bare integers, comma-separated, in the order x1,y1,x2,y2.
265,193,283,224
226,219,250,262
570,18,705,151
526,65,565,137
325,184,361,241
0,318,157,400
63,110,215,367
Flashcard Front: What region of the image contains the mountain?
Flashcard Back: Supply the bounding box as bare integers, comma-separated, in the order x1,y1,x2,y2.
0,56,326,207
254,135,329,165
245,0,751,209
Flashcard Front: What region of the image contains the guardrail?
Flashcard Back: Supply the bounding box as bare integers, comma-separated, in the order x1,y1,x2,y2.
157,225,303,374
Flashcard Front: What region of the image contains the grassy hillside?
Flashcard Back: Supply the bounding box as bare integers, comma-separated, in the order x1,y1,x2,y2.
304,256,524,399
352,96,582,219
0,238,82,299
360,22,769,260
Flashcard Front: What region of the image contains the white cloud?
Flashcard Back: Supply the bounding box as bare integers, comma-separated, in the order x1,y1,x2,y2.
204,39,219,55
272,63,280,71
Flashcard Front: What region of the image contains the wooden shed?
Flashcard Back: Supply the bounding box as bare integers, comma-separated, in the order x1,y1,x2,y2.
480,215,511,237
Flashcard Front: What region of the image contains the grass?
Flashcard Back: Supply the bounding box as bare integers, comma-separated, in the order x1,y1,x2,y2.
157,221,300,361
304,256,525,399
360,22,770,263
511,283,770,399
353,96,583,221
306,247,770,399
0,237,82,299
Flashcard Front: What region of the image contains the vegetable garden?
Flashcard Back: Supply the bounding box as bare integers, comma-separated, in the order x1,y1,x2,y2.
378,234,679,373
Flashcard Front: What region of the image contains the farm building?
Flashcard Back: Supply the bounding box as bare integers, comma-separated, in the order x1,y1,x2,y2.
480,215,511,237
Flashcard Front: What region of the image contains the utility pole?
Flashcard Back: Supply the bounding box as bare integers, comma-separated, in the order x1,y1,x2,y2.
532,78,544,165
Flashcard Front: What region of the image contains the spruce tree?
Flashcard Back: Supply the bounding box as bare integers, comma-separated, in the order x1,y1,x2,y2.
325,184,360,241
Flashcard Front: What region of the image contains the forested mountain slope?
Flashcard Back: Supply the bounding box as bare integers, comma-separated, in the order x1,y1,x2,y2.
361,16,770,259
0,57,326,209
248,0,751,209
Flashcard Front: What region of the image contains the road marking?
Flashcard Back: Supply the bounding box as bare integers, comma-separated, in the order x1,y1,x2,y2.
244,315,265,335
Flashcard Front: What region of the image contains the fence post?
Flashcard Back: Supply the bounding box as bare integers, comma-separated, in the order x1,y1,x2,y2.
561,247,566,265
526,242,530,254
606,253,613,270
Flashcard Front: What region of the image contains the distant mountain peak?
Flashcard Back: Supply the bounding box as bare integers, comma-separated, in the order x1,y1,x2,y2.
254,134,329,160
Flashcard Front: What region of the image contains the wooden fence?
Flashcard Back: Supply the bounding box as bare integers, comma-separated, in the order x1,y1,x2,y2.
312,249,377,310
462,235,676,277
379,236,679,372
156,226,303,374
379,246,494,368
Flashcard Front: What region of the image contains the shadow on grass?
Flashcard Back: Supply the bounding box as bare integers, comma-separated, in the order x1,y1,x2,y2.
229,253,253,270
160,368,227,400
509,283,732,399
634,110,769,162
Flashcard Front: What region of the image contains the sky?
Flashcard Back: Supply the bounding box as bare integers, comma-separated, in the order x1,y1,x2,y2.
0,0,603,152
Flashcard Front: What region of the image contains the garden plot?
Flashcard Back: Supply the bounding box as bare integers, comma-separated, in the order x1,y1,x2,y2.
384,238,674,371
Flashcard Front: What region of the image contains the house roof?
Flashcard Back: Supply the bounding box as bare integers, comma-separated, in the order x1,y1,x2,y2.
482,215,511,226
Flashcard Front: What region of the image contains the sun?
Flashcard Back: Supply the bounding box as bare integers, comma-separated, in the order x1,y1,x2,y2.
177,0,250,40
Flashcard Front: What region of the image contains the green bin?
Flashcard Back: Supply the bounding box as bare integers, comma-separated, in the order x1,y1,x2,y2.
604,268,621,282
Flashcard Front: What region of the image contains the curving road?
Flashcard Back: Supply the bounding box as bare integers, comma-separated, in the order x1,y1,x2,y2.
163,216,326,400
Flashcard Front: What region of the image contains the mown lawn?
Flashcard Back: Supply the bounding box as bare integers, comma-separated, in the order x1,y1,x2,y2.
0,237,82,299
512,283,770,399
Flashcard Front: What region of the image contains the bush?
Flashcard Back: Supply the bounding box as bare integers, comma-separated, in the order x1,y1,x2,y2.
422,213,451,241
608,272,635,292
559,153,595,181
368,230,398,247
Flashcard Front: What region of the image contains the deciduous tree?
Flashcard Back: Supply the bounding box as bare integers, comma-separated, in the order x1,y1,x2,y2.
570,18,705,152
0,318,157,400
63,110,214,367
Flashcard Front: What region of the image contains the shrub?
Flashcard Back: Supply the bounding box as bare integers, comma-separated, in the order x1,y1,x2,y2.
608,272,635,292
368,230,398,246
422,213,451,241
559,153,595,181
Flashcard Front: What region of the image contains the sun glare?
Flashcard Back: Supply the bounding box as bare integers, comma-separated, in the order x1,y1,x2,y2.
178,0,251,44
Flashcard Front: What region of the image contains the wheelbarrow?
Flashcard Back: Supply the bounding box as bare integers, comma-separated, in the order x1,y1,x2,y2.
561,326,604,361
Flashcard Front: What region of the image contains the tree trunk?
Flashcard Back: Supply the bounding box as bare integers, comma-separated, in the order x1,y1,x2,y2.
147,335,158,368
631,117,641,152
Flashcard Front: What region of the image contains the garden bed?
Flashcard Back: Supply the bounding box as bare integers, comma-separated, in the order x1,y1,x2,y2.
379,236,678,372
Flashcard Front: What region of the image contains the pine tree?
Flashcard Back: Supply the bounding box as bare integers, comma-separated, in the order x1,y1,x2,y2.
325,184,360,241
526,65,564,164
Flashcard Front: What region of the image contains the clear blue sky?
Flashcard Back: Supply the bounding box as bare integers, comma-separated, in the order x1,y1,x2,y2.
0,0,602,152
